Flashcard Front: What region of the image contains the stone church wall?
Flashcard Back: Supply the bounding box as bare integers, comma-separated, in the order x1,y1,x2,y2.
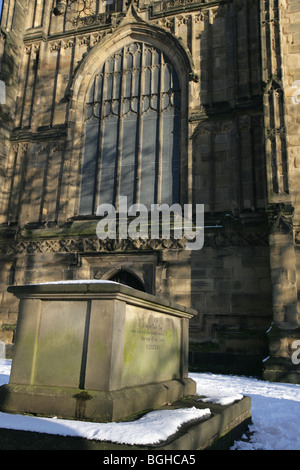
0,0,298,377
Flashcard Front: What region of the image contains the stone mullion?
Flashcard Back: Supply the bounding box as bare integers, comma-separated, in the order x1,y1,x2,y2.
273,90,285,195
264,89,277,196
272,0,282,81
60,36,81,221
249,0,262,97
264,1,273,80
0,0,10,29
207,9,214,106
28,45,41,130
237,118,246,211
55,142,68,224
4,145,18,225
33,0,45,28
22,44,40,129
4,0,15,31
114,48,126,211
235,0,251,99
98,0,106,14
10,144,28,225
42,148,57,223
64,39,76,124
63,0,69,33
240,116,256,211
261,0,268,73
190,14,195,58
38,147,52,224
50,42,62,127
18,46,32,128
52,40,72,127
268,1,281,79
209,130,216,214
245,0,252,98
95,66,106,211
0,29,5,65
267,3,281,81
276,88,289,195
19,150,39,224
135,42,145,206
261,1,278,199
28,0,37,29
157,51,163,205
249,116,259,211
234,118,243,213
231,2,239,103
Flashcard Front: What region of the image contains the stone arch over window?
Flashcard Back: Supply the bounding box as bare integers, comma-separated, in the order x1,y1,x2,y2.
109,269,146,292
79,41,181,214
67,21,195,220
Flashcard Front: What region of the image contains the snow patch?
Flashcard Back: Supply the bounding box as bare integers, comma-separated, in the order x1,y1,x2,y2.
0,406,211,445
198,393,243,406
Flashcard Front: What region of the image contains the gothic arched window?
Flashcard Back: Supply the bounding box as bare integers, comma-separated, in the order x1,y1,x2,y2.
79,41,181,214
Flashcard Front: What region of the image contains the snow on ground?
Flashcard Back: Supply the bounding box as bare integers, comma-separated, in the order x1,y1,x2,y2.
190,372,300,450
1,359,300,449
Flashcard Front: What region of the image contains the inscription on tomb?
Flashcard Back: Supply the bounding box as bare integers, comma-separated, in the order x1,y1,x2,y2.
130,317,166,350
122,306,181,387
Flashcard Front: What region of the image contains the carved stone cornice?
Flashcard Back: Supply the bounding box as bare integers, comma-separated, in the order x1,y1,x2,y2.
0,223,269,256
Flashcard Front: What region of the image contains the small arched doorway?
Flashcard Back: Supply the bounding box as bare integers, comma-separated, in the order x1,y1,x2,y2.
109,270,145,292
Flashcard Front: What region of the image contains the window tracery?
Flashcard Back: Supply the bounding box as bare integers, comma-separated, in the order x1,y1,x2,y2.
79,41,181,214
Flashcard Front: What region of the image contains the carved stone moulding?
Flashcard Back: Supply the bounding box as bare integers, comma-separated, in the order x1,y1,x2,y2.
0,226,269,257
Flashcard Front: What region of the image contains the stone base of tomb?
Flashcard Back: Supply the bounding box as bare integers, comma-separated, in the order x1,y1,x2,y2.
0,395,251,451
0,378,196,423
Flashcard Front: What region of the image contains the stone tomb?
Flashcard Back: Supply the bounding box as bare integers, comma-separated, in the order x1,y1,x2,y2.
0,281,197,422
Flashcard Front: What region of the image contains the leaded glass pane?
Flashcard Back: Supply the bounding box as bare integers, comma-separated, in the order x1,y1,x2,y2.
79,41,181,214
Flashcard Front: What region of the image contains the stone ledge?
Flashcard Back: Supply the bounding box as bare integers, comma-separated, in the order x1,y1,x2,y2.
0,395,251,450
7,281,197,318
